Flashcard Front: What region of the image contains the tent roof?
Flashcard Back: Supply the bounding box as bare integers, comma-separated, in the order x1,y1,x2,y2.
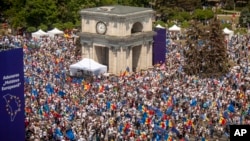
155,24,165,29
168,24,181,31
37,29,48,35
32,31,41,35
48,28,64,34
223,27,233,34
32,29,48,37
70,58,107,71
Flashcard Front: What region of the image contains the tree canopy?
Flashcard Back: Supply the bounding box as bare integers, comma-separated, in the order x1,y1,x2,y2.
183,18,230,78
1,0,153,31
1,0,250,30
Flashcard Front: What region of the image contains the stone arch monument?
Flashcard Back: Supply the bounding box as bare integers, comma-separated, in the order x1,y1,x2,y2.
79,5,155,74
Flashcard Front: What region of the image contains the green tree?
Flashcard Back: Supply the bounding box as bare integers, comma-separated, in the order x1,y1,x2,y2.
24,0,58,28
133,0,151,7
193,9,214,21
239,7,250,27
183,20,204,75
3,0,27,28
181,20,190,28
224,0,235,10
176,0,201,11
63,22,75,30
201,17,230,77
179,11,192,21
26,26,36,33
38,24,48,31
184,18,229,78
154,20,166,27
3,0,94,30
99,0,116,5
53,23,64,30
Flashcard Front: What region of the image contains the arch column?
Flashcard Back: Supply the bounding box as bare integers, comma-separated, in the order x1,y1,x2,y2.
126,46,132,72
146,41,153,68
108,46,119,74
81,40,93,59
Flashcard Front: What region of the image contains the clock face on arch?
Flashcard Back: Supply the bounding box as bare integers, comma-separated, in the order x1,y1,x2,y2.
96,21,107,34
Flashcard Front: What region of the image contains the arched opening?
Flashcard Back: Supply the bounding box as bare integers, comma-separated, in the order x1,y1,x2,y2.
132,45,142,71
95,46,109,70
131,22,143,34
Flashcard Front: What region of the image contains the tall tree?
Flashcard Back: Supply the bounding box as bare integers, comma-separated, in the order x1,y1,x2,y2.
3,0,27,28
183,20,204,75
201,17,230,77
184,18,230,78
24,0,58,28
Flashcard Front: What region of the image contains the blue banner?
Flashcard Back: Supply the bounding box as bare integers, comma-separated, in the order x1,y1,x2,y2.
0,48,25,141
153,27,166,65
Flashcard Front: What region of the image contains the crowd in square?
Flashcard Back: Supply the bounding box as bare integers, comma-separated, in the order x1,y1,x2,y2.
2,33,250,141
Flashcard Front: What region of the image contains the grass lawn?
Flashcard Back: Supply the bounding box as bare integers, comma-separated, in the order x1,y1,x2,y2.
216,14,240,25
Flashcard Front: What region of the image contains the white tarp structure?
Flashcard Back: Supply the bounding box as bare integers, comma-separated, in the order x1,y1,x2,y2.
47,28,64,37
32,29,48,38
168,25,181,31
223,27,234,39
69,58,107,76
155,24,165,29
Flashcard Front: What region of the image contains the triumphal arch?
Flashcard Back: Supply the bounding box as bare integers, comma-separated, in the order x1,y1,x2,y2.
79,5,155,74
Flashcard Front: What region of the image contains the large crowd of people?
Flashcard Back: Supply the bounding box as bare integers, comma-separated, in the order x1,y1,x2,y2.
5,33,247,141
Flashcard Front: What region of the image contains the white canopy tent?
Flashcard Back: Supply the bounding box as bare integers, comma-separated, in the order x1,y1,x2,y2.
155,24,165,29
32,29,48,39
223,27,234,39
168,25,181,31
47,28,64,37
69,58,107,76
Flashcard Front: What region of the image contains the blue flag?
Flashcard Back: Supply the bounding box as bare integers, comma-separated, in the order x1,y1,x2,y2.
138,104,143,112
223,111,229,119
106,101,111,109
24,77,29,83
190,98,197,107
228,104,235,112
155,108,163,118
118,124,124,133
58,90,66,97
37,68,41,73
32,88,38,97
161,93,168,101
45,83,54,95
156,134,161,141
54,128,63,138
66,129,75,140
171,127,180,135
164,133,169,140
166,106,173,115
68,113,75,121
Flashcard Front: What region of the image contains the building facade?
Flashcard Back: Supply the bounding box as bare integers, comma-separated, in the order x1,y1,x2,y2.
79,5,155,74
